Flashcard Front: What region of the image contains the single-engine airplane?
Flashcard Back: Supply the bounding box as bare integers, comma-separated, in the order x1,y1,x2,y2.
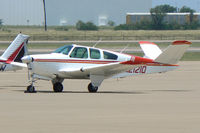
22,40,191,93
0,34,29,71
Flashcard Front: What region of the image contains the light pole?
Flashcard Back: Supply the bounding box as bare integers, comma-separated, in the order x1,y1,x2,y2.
43,0,47,31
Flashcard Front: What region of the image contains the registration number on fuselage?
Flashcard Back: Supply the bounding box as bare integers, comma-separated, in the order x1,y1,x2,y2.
127,66,147,74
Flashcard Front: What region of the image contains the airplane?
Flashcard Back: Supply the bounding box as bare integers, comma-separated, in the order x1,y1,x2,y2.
0,34,29,72
21,40,191,93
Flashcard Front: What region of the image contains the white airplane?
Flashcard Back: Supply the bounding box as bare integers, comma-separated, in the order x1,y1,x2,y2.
22,40,191,93
0,34,29,71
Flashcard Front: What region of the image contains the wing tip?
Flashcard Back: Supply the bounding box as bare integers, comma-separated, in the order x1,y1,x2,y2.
139,41,157,45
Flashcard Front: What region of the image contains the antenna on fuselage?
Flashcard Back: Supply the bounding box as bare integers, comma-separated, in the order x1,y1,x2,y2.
93,38,102,48
120,44,129,53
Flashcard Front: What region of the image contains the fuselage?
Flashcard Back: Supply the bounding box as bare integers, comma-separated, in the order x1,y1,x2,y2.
29,44,132,79
23,44,178,80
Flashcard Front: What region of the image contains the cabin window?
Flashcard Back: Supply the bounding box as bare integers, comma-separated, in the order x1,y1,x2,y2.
70,47,88,58
53,45,72,55
90,48,100,59
103,51,118,60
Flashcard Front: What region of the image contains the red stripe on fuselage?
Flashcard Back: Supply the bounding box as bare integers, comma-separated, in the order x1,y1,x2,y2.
34,59,118,64
34,56,178,67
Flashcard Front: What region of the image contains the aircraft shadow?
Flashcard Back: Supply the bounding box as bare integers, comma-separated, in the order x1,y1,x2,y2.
0,85,28,88
150,89,191,92
14,90,146,95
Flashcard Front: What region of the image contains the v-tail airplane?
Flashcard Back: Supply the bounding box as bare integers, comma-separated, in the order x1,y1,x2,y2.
0,34,29,71
21,38,191,93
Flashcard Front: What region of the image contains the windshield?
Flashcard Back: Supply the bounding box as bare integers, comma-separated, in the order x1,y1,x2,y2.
53,45,73,55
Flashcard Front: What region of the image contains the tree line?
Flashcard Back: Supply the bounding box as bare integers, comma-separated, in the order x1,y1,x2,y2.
115,5,199,30
74,5,199,31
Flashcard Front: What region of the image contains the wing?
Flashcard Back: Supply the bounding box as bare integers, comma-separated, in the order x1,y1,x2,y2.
10,62,27,68
59,62,137,78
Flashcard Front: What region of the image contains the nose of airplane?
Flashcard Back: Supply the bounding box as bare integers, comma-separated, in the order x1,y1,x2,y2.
22,55,33,63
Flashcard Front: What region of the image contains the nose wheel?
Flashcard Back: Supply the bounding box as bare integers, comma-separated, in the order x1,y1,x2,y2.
88,83,98,93
24,85,36,93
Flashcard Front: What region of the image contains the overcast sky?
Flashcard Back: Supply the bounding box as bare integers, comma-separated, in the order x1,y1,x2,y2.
0,0,199,25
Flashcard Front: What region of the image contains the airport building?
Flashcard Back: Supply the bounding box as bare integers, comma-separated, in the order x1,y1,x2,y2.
126,13,200,25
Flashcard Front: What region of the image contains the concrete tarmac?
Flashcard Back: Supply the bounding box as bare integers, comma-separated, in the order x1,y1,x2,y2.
0,61,200,133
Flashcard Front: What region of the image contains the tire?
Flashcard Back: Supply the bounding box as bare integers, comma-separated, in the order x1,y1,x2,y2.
25,85,36,93
88,83,98,93
53,82,63,92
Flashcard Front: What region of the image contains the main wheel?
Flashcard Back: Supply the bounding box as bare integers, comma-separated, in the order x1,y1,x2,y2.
88,83,98,93
25,85,36,93
53,82,63,92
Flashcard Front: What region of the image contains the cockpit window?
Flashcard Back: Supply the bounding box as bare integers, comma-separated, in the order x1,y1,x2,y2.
90,48,100,59
103,51,118,60
53,45,73,55
70,47,88,58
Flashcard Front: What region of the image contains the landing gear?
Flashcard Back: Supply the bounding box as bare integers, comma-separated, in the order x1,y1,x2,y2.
24,85,36,93
88,83,98,93
24,61,37,93
53,82,63,92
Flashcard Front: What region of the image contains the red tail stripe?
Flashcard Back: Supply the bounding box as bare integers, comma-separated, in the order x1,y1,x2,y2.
6,42,24,63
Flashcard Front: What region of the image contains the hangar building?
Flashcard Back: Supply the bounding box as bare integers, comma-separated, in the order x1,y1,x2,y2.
126,13,200,25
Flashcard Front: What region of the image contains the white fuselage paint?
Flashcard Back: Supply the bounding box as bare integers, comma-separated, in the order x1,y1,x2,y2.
28,51,178,80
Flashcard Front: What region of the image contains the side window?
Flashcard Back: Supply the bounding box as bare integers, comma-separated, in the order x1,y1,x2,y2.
90,48,100,59
53,45,72,55
103,51,118,60
70,47,88,58
61,47,72,55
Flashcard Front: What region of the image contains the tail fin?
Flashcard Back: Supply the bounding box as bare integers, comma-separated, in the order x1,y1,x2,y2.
154,41,191,64
139,41,162,60
0,34,29,63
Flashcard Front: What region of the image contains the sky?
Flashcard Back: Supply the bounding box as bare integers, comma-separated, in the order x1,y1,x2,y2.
0,0,199,25
0,0,152,25
0,0,43,25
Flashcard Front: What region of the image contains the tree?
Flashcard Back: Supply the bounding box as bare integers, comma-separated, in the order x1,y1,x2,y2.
76,20,98,31
149,4,178,30
0,19,3,25
107,20,115,26
179,6,196,25
152,4,177,13
179,6,196,13
85,22,98,30
150,7,166,30
76,20,85,30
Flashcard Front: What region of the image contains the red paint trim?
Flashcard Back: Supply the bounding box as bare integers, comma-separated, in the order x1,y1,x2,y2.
172,40,191,45
146,63,179,67
6,42,24,63
120,56,153,65
0,60,6,63
139,41,157,45
34,58,178,67
34,59,118,64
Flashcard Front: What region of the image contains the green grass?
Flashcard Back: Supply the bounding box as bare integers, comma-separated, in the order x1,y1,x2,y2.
0,26,199,61
1,26,200,41
181,52,200,61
